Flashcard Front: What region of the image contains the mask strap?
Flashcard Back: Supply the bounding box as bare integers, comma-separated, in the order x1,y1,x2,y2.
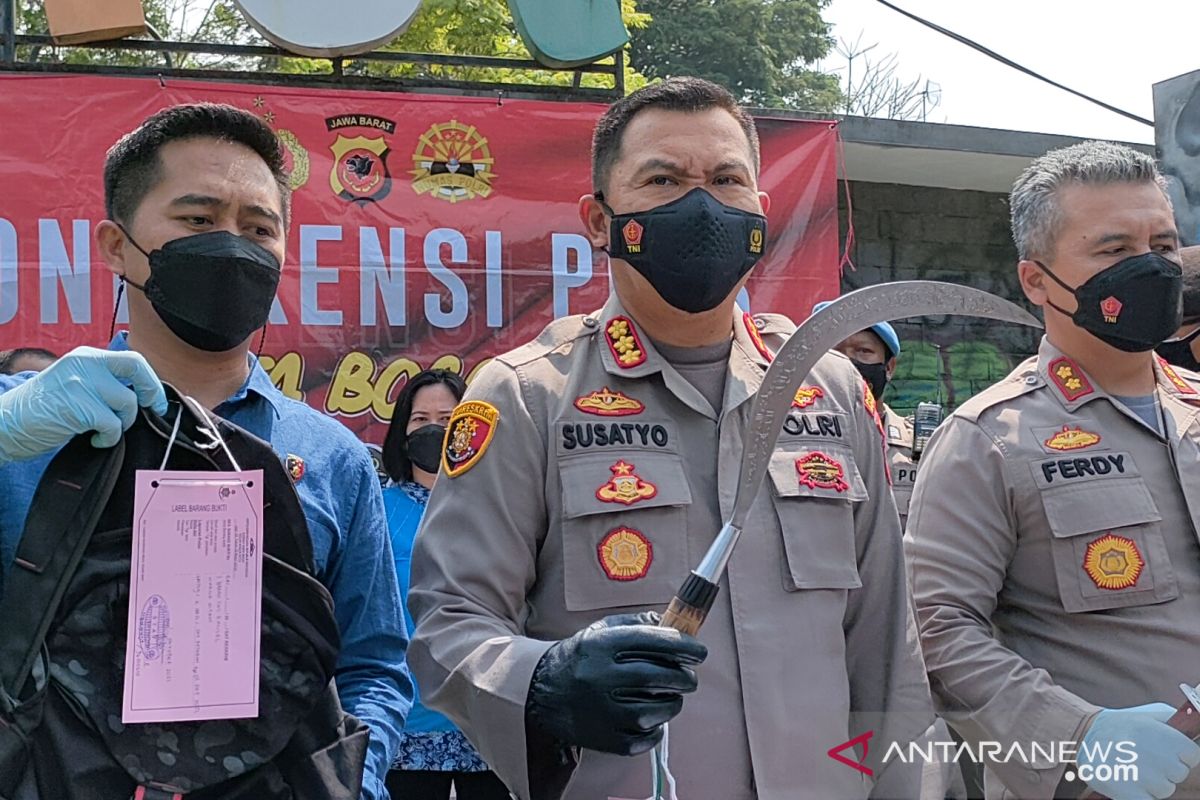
110,280,125,341
1033,261,1079,319
113,222,151,294
594,192,616,257
114,221,152,260
256,323,268,358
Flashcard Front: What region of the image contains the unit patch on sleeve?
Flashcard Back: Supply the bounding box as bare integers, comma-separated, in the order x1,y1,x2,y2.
1082,533,1144,590
606,316,647,368
443,400,499,478
1044,425,1102,452
1048,357,1094,402
598,526,653,581
595,460,658,506
795,452,850,493
574,387,645,416
792,386,825,409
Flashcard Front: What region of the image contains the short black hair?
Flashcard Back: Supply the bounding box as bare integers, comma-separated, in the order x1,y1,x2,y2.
104,103,290,226
591,76,761,195
382,369,467,484
1182,245,1200,322
0,347,58,374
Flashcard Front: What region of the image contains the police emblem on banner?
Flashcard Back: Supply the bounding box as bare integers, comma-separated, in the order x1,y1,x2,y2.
410,120,496,203
443,400,499,477
1083,533,1144,590
326,114,396,204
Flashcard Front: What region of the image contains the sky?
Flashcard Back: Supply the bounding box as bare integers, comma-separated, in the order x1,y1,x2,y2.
816,0,1200,144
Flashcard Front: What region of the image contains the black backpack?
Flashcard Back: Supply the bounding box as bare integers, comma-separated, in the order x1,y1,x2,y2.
0,391,368,799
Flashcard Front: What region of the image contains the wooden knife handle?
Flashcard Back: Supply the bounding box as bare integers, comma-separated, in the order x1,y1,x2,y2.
659,572,719,636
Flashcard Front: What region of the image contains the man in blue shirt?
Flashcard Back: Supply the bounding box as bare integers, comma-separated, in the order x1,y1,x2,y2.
0,103,411,800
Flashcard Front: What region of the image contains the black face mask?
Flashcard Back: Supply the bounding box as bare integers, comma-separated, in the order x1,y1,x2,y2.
407,424,447,474
1035,252,1183,353
602,187,768,314
1157,324,1200,371
852,359,889,402
121,229,282,353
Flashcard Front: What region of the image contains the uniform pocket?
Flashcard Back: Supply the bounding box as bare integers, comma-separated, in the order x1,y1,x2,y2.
1038,455,1177,612
768,444,863,591
558,452,691,612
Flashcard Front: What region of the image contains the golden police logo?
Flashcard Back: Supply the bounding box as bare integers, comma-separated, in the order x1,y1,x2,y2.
598,526,653,581
327,114,396,204
792,386,825,409
443,400,499,478
276,130,310,191
410,120,496,203
1083,533,1144,590
574,387,644,416
749,225,765,254
1100,296,1123,324
595,460,658,506
1044,425,1101,452
795,452,850,493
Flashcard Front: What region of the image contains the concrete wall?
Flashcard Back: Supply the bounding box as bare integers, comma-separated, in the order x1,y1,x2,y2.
838,180,1042,416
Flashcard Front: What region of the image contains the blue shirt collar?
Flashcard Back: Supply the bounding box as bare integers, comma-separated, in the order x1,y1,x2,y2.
108,331,283,418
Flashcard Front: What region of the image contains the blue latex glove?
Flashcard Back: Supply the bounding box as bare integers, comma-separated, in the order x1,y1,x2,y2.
0,346,167,462
1079,703,1200,800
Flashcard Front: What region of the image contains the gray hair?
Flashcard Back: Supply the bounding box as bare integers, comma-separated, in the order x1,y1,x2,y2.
1009,140,1170,260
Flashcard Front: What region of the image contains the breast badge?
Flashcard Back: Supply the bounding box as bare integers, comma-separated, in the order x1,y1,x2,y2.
595,460,658,506
443,400,499,478
284,454,306,483
792,386,824,409
1044,426,1102,452
1083,533,1144,590
795,452,850,493
574,387,644,416
598,526,653,581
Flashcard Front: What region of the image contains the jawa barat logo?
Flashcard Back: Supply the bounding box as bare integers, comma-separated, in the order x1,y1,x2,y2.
327,114,396,204
411,120,496,203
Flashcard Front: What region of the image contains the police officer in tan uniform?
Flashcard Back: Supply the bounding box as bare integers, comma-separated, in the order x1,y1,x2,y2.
906,140,1200,800
407,77,932,800
811,304,920,526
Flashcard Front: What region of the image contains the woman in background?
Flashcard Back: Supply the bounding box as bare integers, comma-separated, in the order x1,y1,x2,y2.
381,369,510,800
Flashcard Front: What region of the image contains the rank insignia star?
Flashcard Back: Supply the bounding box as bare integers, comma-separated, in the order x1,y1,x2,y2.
1158,356,1197,395
595,460,658,506
605,316,647,368
1048,357,1094,402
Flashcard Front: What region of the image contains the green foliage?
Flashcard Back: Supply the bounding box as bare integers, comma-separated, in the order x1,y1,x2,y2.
628,0,842,111
15,0,650,93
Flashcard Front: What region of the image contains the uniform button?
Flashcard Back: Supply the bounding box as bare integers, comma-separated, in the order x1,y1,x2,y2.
583,317,598,328
1025,376,1037,385
753,316,767,330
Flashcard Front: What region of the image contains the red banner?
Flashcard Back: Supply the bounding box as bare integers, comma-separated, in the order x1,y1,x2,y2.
0,74,838,454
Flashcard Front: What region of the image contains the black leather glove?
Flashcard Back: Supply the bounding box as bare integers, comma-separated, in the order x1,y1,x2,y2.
525,612,708,756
